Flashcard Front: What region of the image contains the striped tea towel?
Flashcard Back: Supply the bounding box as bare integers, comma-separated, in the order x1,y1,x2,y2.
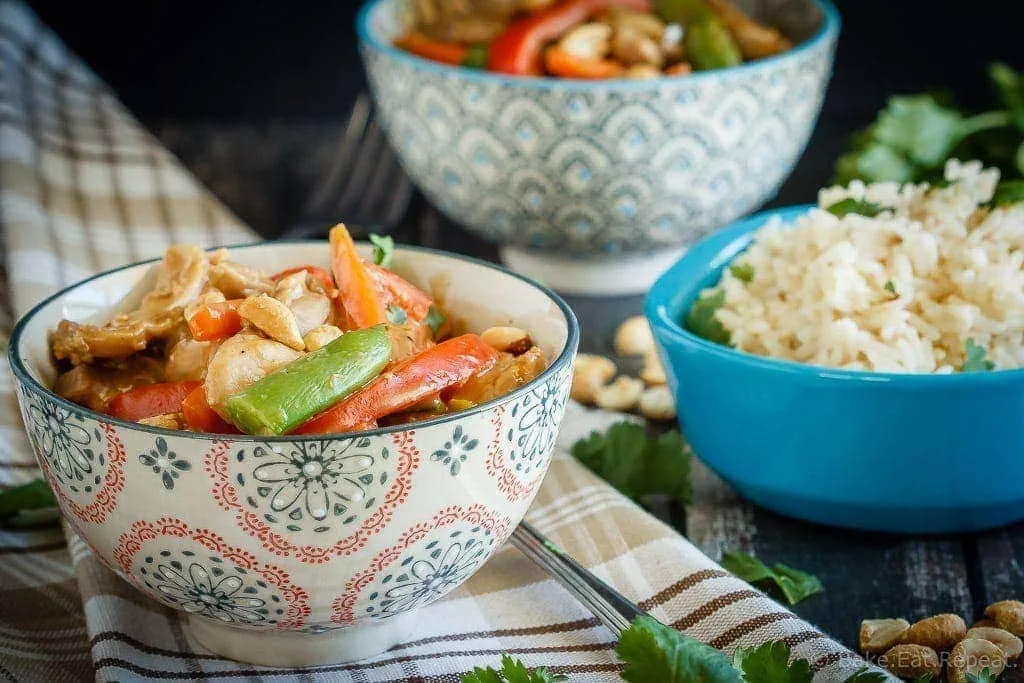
0,2,882,680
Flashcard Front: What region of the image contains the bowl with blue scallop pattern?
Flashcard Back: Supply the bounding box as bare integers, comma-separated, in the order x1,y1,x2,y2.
357,0,840,295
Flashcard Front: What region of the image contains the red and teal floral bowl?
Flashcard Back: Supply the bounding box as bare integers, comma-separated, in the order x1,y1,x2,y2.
8,242,578,666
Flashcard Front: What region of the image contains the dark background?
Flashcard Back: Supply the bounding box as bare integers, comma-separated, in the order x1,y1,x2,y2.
25,0,1024,218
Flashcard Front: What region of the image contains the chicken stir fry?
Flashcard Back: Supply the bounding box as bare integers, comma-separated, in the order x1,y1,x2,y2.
48,225,548,435
395,0,792,79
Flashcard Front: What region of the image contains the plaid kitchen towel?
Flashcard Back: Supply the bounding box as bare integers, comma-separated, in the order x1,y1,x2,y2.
0,2,884,681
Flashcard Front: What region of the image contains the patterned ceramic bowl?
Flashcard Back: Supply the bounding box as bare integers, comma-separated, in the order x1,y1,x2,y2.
358,0,840,295
8,243,578,666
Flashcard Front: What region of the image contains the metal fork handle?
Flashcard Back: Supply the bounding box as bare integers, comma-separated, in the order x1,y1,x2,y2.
510,521,647,636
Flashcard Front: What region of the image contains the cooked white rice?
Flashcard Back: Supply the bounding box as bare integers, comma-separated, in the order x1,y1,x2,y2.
705,160,1024,373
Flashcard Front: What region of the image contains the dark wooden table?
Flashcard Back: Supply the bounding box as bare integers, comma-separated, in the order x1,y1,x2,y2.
155,120,1024,658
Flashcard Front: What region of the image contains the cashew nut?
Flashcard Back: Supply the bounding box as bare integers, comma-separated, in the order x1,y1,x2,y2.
595,376,644,412
558,23,613,60
948,638,1007,683
238,294,306,351
613,29,664,67
625,64,663,79
614,315,656,356
571,354,617,404
303,324,343,352
639,385,675,420
640,350,667,385
481,326,533,355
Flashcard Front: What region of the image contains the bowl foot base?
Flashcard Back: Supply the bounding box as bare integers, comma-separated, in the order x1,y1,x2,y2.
500,246,686,296
186,612,418,667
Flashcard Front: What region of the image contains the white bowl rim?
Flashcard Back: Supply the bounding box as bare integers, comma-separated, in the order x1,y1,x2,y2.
356,0,842,89
8,240,581,442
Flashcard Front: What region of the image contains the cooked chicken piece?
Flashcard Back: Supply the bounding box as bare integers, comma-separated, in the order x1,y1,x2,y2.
165,338,220,381
136,245,210,316
237,294,306,351
273,272,332,336
204,333,302,418
208,250,274,298
51,308,184,365
703,0,793,59
448,346,546,405
54,357,165,412
388,321,434,363
303,324,343,352
138,413,186,429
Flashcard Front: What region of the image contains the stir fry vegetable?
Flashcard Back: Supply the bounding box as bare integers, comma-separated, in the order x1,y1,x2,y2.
47,227,549,436
395,0,791,79
225,325,392,436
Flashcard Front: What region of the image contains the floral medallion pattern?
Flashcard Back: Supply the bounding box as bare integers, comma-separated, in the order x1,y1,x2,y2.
206,432,420,563
139,437,192,490
331,504,509,625
430,425,478,476
20,388,126,524
114,517,309,630
487,365,571,501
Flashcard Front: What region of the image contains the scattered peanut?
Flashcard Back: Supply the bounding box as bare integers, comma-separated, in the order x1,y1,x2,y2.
237,294,306,351
571,354,617,404
639,385,675,420
481,326,533,355
640,350,667,385
966,626,1023,660
985,599,1024,636
614,315,656,356
900,613,966,651
947,638,1006,683
878,643,941,680
558,23,613,60
595,376,644,412
302,325,343,352
859,618,910,654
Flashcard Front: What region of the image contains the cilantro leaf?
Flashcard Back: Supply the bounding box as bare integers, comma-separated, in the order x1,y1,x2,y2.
460,655,566,683
825,198,886,218
571,423,691,506
873,95,967,168
732,641,812,683
990,62,1024,133
618,615,743,683
966,669,998,683
386,305,408,325
0,479,57,522
835,140,917,186
424,305,446,337
685,290,731,346
720,552,823,606
369,233,394,268
991,179,1024,207
844,668,889,682
730,264,754,282
962,338,996,372
884,280,897,295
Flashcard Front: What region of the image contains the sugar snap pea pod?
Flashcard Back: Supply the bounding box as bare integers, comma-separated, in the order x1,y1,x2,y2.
224,324,392,436
686,17,743,70
655,0,715,23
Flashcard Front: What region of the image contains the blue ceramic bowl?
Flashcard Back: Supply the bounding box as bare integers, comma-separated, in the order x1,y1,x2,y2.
645,206,1024,534
357,0,839,294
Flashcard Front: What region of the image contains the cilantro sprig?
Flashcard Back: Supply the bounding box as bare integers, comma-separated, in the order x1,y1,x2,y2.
461,655,565,683
571,422,691,507
720,551,824,606
685,290,731,346
962,338,996,372
825,198,887,218
369,233,394,268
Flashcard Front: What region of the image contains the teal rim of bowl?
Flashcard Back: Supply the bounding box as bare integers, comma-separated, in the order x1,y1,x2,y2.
8,241,581,443
645,204,1024,387
356,0,841,89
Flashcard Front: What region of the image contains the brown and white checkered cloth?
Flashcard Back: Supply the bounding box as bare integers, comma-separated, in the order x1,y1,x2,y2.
0,2,884,681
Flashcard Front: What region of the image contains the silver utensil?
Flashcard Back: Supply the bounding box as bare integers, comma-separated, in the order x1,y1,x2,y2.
280,93,414,240
510,521,647,636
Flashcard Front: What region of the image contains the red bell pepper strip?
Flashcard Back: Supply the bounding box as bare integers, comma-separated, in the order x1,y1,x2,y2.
395,32,470,66
188,300,244,341
181,384,240,434
271,265,336,294
544,46,624,79
364,262,433,321
488,0,651,75
107,381,201,422
293,334,500,434
330,224,388,329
